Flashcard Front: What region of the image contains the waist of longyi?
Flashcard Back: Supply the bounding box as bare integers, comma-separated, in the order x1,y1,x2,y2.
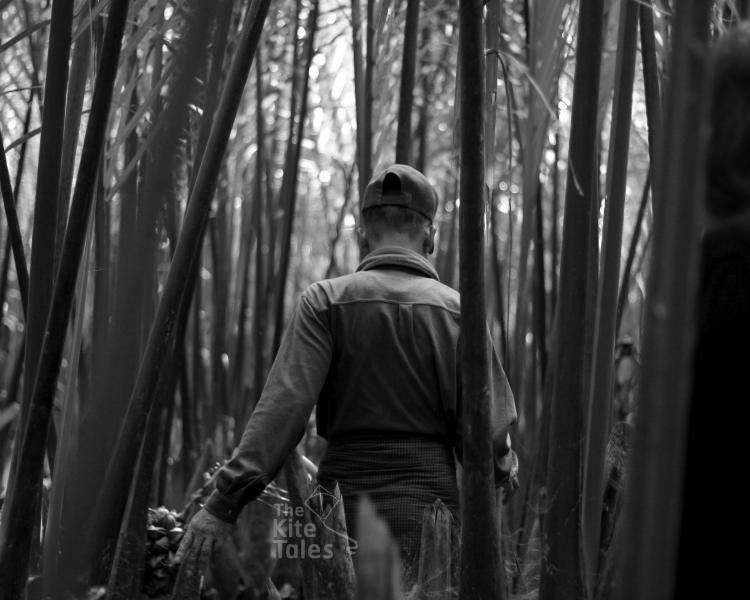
316,433,457,485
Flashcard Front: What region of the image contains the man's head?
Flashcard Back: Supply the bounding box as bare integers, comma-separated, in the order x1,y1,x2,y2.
707,23,750,218
359,164,438,256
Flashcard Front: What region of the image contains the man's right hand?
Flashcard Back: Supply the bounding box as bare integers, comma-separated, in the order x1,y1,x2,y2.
496,449,519,503
175,507,233,567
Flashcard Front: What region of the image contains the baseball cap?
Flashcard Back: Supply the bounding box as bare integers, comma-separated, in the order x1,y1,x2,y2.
362,164,438,221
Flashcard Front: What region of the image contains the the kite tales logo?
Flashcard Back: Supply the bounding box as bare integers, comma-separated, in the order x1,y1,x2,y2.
269,485,357,560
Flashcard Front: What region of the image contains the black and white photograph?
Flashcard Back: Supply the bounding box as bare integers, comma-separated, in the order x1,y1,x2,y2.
0,0,745,598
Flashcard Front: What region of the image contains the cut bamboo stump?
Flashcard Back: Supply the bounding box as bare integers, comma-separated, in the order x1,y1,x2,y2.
283,451,317,596
355,496,402,600
266,576,282,599
310,483,356,599
413,499,457,599
238,498,276,595
284,450,355,599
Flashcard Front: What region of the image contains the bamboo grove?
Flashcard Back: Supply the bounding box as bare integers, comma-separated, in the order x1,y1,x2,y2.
0,0,744,598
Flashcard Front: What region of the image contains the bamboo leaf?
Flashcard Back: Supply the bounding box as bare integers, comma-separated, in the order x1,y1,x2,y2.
0,129,29,314
3,127,43,154
0,19,51,54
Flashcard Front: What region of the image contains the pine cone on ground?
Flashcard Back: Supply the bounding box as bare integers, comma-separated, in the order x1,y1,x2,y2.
142,506,185,598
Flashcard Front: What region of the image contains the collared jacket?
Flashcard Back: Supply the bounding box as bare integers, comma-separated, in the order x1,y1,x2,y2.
205,246,517,522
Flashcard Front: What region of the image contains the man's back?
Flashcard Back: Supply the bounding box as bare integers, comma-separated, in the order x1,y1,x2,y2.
310,246,461,443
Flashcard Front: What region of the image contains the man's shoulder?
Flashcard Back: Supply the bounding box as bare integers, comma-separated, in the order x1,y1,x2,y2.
303,270,461,314
300,271,372,306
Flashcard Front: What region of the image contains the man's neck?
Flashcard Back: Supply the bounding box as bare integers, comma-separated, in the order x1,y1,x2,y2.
368,237,424,256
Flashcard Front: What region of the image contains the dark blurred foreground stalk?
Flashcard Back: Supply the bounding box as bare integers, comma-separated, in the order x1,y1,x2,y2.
457,0,501,599
613,3,712,600
0,1,132,596
83,0,273,581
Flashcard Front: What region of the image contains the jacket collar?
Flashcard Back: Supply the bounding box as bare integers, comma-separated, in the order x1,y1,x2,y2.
356,246,440,281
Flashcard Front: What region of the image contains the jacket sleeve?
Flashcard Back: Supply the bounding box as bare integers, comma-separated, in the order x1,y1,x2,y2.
453,332,517,487
488,342,517,482
204,287,332,522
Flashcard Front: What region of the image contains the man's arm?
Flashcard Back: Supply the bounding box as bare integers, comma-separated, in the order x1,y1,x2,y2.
177,286,333,564
205,289,333,522
488,344,518,492
453,334,518,489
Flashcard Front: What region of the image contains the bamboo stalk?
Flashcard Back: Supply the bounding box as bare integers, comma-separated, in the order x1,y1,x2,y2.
57,0,95,266
415,25,432,175
394,0,420,164
41,199,96,599
639,0,662,219
490,191,508,361
106,347,178,598
486,2,508,361
191,267,205,439
615,173,650,333
458,0,501,597
362,0,374,197
539,0,605,598
550,130,560,317
91,151,110,412
265,0,303,330
210,187,230,428
351,0,367,195
533,185,547,384
230,195,255,430
485,0,499,190
156,381,176,505
178,344,196,480
325,167,353,279
272,0,320,354
514,0,569,392
252,49,267,412
582,0,639,593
